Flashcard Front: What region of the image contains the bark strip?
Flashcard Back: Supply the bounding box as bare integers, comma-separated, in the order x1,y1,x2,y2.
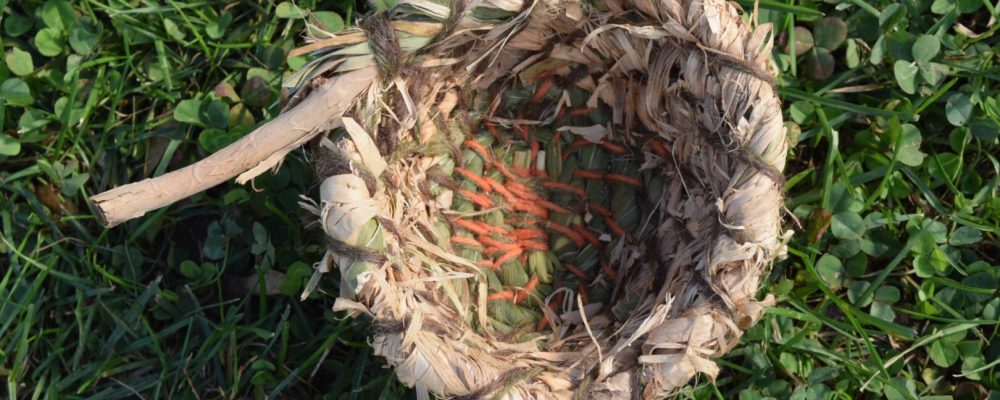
90,68,377,227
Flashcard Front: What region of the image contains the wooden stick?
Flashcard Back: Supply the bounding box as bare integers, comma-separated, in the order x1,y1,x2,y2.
90,68,377,228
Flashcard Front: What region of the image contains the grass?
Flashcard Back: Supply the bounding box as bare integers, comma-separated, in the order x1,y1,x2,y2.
0,0,998,399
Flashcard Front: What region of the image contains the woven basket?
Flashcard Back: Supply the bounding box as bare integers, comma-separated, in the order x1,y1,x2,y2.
92,0,789,397
296,0,788,398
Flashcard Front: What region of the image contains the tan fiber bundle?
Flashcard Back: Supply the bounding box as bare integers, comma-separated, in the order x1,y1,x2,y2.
91,0,790,397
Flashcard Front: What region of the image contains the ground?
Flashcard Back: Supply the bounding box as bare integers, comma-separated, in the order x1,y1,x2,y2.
0,0,998,399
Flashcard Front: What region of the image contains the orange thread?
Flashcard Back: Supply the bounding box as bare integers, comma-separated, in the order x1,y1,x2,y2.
531,78,554,102
588,205,624,236
484,246,510,256
570,107,595,116
519,240,549,252
495,248,524,267
478,236,518,251
451,235,482,248
536,199,573,215
525,70,553,85
459,189,494,208
537,315,550,330
604,173,643,187
508,215,542,227
570,137,593,148
507,182,541,200
463,139,494,164
511,166,532,177
542,180,587,198
537,292,564,330
546,221,585,248
515,114,528,141
485,121,502,141
473,220,509,234
453,167,493,192
569,138,627,155
486,178,518,205
512,201,549,218
600,260,619,279
494,162,518,181
571,170,606,180
588,203,612,218
516,276,540,302
563,262,590,280
511,229,548,240
453,219,488,235
487,291,516,302
561,150,574,161
606,217,626,237
649,138,668,157
600,140,629,154
575,225,602,249
529,140,540,170
578,283,589,304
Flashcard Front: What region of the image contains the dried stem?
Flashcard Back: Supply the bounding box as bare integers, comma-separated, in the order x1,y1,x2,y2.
90,68,377,227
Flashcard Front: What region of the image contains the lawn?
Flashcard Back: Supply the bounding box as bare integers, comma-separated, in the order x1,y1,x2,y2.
1,0,998,399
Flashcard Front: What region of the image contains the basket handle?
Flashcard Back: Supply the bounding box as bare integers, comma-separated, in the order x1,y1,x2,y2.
90,68,377,228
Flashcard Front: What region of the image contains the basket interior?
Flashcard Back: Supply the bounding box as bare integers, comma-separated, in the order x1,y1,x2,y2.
415,74,667,343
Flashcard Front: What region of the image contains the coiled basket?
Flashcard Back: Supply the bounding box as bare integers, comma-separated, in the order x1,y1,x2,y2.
94,0,790,397
298,0,788,397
